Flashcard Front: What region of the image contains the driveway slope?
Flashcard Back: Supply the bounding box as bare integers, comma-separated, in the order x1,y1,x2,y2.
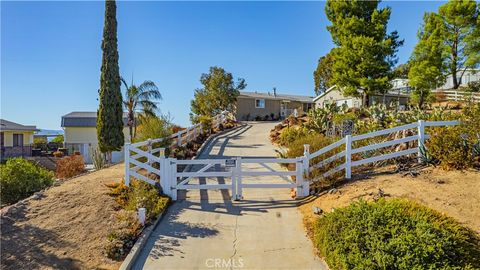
133,122,326,270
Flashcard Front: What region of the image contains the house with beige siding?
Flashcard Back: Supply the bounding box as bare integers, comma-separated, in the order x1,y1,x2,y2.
313,85,409,109
235,91,314,121
0,119,37,160
61,112,129,164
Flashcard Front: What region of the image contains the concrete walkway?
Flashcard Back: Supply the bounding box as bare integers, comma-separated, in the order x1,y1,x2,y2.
133,122,327,270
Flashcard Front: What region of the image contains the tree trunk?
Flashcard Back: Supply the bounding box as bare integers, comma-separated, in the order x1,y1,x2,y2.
452,69,459,89
362,92,368,107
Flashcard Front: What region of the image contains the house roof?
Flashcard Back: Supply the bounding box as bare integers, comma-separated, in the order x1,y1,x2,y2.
313,85,339,102
0,119,38,132
61,111,128,127
313,85,409,102
238,91,314,103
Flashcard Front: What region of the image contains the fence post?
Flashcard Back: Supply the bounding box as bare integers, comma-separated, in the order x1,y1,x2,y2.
295,159,304,199
170,158,178,201
147,139,152,167
303,144,310,175
235,156,242,200
302,144,310,197
345,135,352,179
158,148,168,196
124,143,130,186
417,120,425,163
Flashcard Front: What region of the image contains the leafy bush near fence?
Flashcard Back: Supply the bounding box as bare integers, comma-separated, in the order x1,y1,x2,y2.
0,158,55,206
134,115,172,148
104,179,170,260
314,199,480,270
426,104,480,170
278,127,310,147
56,155,85,179
279,133,343,188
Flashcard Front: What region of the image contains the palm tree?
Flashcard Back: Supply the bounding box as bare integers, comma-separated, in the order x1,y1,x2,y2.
121,78,162,141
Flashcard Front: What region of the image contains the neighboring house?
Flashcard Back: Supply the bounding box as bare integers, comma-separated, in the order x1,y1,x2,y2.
313,85,409,109
61,112,129,164
438,69,480,90
235,91,314,121
390,78,412,94
0,119,38,160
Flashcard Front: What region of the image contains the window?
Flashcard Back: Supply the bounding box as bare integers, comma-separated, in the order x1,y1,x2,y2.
255,99,265,108
13,134,23,147
0,132,4,147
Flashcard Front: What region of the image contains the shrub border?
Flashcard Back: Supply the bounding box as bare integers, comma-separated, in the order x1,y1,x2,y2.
118,208,166,270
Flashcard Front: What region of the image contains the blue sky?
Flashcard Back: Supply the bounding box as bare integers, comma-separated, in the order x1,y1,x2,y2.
1,1,445,130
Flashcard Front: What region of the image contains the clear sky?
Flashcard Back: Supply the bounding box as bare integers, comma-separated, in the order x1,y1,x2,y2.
1,1,445,130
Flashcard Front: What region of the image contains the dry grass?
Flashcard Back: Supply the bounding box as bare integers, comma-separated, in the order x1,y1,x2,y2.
1,164,127,270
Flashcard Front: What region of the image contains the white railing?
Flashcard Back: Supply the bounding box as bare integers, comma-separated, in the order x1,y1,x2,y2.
303,120,460,180
124,111,229,187
434,90,480,103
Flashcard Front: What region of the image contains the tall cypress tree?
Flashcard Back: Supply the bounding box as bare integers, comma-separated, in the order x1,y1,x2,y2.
97,0,124,157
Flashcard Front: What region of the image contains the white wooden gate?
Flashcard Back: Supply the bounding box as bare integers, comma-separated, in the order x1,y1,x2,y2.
168,157,309,201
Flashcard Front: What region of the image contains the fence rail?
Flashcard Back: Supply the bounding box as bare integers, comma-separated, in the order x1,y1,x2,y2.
434,90,480,103
124,111,229,187
124,115,460,201
304,120,460,180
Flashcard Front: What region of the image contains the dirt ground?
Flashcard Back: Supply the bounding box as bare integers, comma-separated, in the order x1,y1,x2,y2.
1,164,125,270
300,167,480,238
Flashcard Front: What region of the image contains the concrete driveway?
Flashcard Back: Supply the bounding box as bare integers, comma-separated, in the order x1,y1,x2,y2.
133,122,327,270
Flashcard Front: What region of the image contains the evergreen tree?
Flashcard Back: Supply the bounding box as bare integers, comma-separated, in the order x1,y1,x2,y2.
325,0,403,105
97,0,124,158
409,1,479,93
408,13,447,108
313,50,335,96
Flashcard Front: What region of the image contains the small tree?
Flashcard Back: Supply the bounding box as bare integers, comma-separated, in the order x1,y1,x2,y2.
97,0,124,162
190,66,246,122
121,78,161,141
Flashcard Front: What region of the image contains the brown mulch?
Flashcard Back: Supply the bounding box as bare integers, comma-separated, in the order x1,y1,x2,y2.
1,164,126,270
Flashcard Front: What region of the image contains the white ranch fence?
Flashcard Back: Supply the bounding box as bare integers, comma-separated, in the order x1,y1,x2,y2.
124,111,229,187
124,118,459,201
434,90,480,103
303,120,460,180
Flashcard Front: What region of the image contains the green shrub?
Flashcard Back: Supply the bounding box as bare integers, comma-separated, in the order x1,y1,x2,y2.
105,180,170,260
278,127,310,147
315,199,480,270
51,135,64,143
134,115,172,148
0,158,55,206
426,104,480,170
197,115,213,134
